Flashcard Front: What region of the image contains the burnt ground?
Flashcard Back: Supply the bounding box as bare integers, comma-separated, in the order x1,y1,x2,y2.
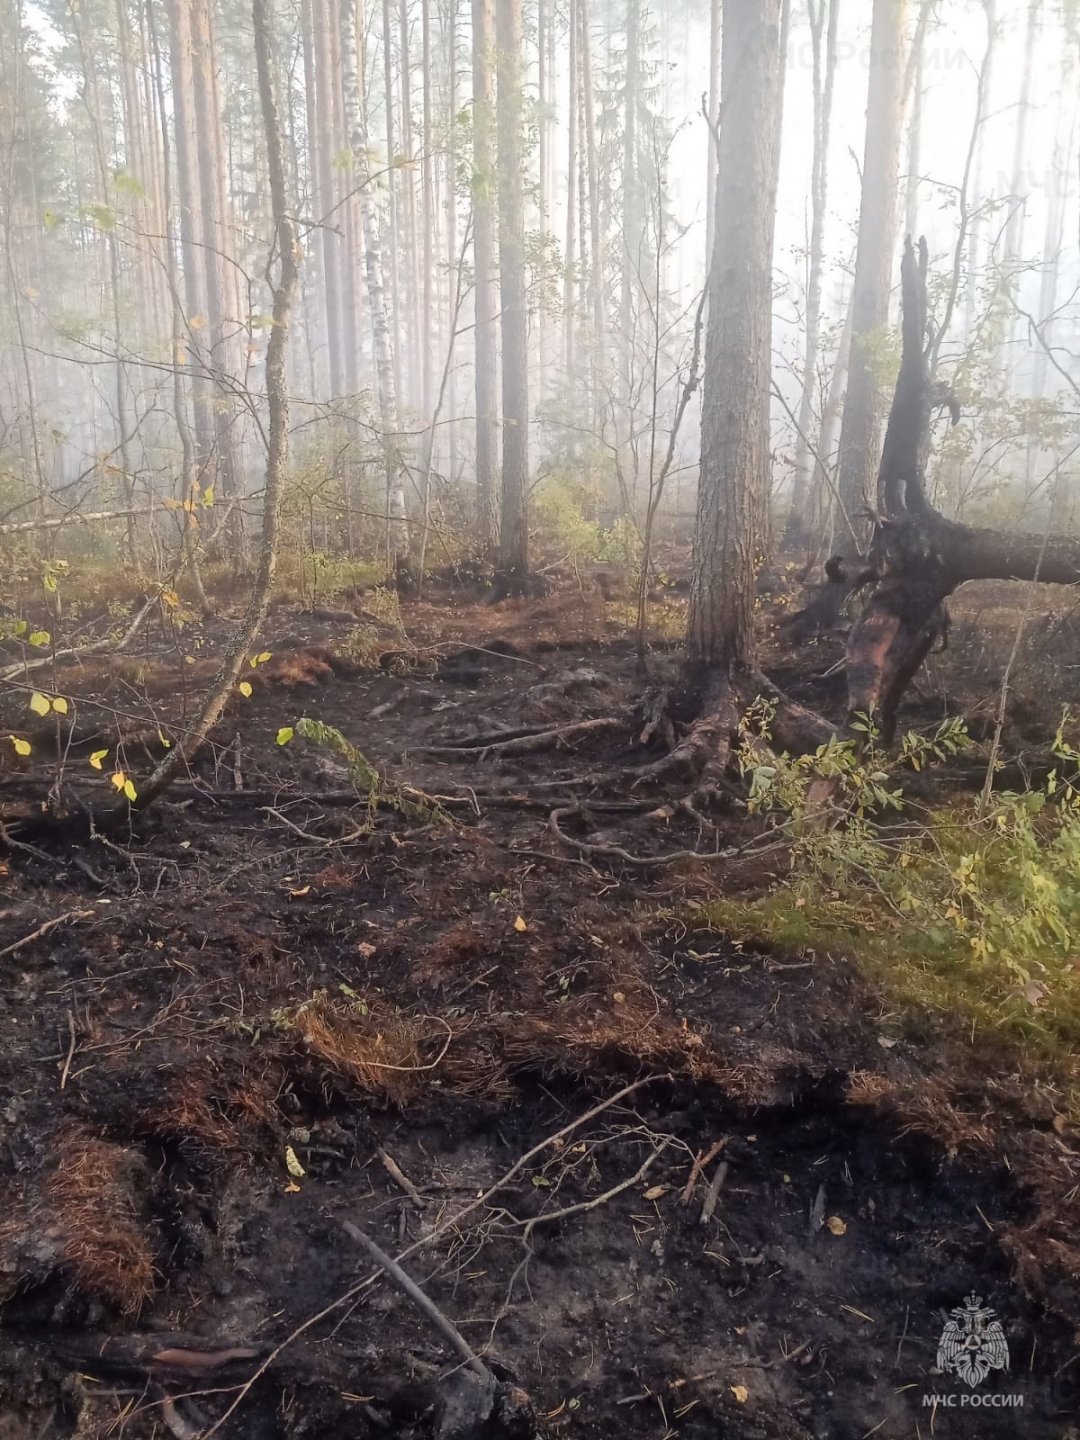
2,569,1080,1439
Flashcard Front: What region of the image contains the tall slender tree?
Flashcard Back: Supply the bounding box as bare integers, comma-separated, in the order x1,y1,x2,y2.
835,0,909,546
687,0,783,689
471,0,498,553
495,0,529,588
784,0,840,546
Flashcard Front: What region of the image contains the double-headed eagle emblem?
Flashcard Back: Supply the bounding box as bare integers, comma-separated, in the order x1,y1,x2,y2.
936,1295,1010,1388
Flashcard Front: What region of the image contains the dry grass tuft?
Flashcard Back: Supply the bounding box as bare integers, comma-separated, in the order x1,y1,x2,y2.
48,1128,155,1314
293,998,437,1106
138,1072,278,1156
503,996,762,1097
847,1071,994,1156
256,647,335,689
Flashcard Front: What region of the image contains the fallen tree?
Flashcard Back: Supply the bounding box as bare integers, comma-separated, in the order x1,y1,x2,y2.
842,236,1080,743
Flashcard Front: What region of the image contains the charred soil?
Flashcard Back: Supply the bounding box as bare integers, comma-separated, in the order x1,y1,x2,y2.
2,571,1080,1439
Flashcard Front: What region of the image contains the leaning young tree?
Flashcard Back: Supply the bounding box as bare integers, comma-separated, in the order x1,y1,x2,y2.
132,0,298,812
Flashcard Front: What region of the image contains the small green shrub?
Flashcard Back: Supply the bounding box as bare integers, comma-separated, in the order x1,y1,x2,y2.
700,709,1080,1070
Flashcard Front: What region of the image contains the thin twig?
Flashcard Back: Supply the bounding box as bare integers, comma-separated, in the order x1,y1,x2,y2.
699,1161,729,1225
341,1221,492,1382
518,1143,669,1239
0,909,95,959
680,1138,727,1206
59,1010,77,1090
377,1149,426,1208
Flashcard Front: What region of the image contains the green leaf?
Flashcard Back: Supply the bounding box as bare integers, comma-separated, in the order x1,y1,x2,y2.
28,631,50,647
84,201,116,231
89,749,109,770
276,726,294,746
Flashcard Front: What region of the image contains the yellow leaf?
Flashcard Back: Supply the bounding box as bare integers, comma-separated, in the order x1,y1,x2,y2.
189,314,205,330
111,771,127,790
826,1215,847,1236
256,651,271,664
161,589,180,609
276,726,294,746
28,631,50,647
730,1384,749,1404
513,916,527,933
290,885,311,897
10,736,31,757
29,692,50,716
202,485,214,507
158,730,172,748
238,681,253,698
285,1145,306,1178
123,780,137,802
643,1185,669,1201
284,1181,301,1194
52,696,69,715
89,750,108,770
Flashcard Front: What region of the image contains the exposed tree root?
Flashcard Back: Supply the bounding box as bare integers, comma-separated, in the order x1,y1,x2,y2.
416,717,623,758
548,805,737,868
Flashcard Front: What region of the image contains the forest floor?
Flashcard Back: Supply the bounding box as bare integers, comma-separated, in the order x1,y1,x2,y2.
2,564,1080,1440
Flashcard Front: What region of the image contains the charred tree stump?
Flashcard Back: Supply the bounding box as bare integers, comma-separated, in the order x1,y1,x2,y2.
842,237,1080,743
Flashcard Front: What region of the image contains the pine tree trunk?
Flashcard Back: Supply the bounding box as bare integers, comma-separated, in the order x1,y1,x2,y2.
382,0,403,401
563,0,578,374
399,0,421,411
704,0,720,275
189,0,242,555
314,0,346,397
834,0,908,549
784,0,839,547
340,0,408,573
421,0,434,422
688,0,782,679
619,0,640,397
495,0,529,588
471,0,498,554
579,0,604,393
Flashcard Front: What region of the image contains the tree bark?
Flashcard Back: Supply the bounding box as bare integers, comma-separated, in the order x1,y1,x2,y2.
494,0,529,588
471,0,498,554
687,0,782,681
784,0,840,548
314,0,346,398
340,0,408,574
834,0,908,549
